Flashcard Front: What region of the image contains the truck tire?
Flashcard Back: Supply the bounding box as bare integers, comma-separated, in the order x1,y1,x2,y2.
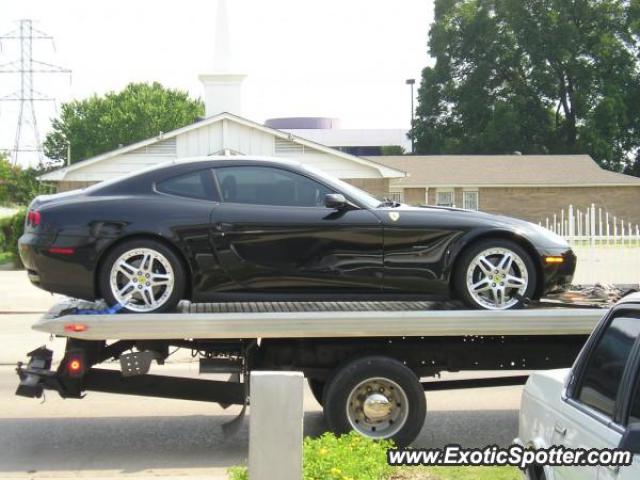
308,378,325,406
322,356,426,447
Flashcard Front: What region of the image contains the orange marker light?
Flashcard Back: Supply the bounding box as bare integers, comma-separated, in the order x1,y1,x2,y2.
544,256,564,264
69,359,82,372
64,323,88,333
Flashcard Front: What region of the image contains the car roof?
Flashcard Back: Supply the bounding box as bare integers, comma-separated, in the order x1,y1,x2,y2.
164,155,303,169
615,291,640,306
87,155,316,195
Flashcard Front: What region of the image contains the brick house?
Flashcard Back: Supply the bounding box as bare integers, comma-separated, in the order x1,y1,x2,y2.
374,155,640,225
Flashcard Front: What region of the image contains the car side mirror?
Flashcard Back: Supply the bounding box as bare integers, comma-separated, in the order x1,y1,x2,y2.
325,193,348,210
619,423,640,454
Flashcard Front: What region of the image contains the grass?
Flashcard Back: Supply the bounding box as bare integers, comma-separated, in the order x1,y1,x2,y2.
0,251,12,265
228,432,523,480
390,466,522,479
229,465,521,480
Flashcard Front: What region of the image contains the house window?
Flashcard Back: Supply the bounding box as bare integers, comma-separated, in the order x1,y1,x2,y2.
388,192,403,203
463,190,479,211
436,190,454,207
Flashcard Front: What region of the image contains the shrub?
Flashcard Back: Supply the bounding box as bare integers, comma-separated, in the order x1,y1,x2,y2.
228,432,393,480
0,155,52,206
0,208,26,268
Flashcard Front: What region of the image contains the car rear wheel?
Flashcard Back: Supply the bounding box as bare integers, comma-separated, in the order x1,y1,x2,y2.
99,239,186,314
455,239,536,310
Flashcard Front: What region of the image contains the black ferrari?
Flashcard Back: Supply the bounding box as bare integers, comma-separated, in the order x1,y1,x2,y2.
19,157,576,313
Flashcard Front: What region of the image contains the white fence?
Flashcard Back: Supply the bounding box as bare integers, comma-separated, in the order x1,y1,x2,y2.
540,204,640,285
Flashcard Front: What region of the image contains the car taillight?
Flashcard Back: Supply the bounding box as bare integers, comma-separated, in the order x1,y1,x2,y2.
27,210,41,227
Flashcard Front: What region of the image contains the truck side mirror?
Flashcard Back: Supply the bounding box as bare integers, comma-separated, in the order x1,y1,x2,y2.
325,193,348,210
619,423,640,455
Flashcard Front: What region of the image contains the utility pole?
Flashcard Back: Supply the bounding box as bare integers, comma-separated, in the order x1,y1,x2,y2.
0,19,71,166
405,78,415,154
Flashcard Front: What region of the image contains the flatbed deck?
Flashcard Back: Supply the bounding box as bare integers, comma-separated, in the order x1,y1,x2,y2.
35,299,608,341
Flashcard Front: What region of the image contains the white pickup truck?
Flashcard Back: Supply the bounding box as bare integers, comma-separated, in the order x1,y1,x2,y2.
517,293,640,480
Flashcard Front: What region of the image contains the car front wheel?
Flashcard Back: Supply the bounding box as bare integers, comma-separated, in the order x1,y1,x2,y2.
455,239,537,310
99,239,186,314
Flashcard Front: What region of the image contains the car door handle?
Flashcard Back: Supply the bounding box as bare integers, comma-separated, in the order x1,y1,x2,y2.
553,424,567,436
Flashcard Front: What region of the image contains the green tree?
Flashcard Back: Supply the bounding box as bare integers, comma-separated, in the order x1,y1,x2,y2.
44,82,204,163
0,154,50,205
412,0,640,172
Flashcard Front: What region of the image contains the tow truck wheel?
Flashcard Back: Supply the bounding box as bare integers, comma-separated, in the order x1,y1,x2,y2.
308,378,325,406
322,356,426,447
99,239,186,314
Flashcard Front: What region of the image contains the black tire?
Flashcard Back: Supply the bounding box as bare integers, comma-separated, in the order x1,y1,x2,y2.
308,378,325,407
322,356,426,447
98,238,186,314
525,464,546,480
454,238,537,310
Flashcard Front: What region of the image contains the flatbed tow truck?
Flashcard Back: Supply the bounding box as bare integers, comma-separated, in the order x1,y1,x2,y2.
16,298,608,446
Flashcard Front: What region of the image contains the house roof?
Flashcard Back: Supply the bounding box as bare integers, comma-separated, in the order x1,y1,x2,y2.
371,155,640,187
41,112,406,181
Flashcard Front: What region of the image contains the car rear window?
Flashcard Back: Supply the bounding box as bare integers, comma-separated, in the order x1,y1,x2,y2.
576,311,640,418
157,171,212,200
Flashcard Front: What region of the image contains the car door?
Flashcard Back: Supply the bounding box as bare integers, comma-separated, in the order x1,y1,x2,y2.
616,374,640,480
550,309,640,480
375,206,469,296
153,168,226,294
208,165,383,294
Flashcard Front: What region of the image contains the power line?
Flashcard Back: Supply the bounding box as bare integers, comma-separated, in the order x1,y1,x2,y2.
0,19,71,166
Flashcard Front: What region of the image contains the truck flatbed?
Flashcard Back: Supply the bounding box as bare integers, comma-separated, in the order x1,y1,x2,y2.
17,298,612,446
35,299,606,341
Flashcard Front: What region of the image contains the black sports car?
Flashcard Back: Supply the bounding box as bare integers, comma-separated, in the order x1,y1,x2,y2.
19,157,576,313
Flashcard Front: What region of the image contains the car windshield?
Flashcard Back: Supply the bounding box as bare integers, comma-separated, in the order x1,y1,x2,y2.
301,165,382,209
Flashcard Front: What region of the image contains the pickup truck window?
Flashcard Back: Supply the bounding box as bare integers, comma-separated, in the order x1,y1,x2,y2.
575,312,640,418
629,382,640,424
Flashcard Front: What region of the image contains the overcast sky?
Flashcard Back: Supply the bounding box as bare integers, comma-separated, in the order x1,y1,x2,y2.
1,0,434,166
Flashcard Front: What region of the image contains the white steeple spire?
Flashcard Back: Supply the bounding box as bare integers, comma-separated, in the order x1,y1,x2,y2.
212,0,232,72
199,0,247,117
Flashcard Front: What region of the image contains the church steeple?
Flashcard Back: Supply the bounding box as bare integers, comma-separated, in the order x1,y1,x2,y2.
199,0,247,118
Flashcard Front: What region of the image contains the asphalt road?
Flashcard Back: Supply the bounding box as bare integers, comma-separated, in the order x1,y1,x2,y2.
0,271,525,478
0,364,524,479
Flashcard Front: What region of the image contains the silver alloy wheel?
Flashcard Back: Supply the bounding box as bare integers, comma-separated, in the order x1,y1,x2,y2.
346,377,409,439
465,247,529,310
109,247,175,312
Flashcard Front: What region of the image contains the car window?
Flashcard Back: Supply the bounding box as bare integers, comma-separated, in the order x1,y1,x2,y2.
215,166,333,207
575,311,640,418
157,170,213,200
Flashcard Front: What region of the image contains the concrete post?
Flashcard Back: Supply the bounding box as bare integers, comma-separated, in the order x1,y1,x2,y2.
249,371,304,480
